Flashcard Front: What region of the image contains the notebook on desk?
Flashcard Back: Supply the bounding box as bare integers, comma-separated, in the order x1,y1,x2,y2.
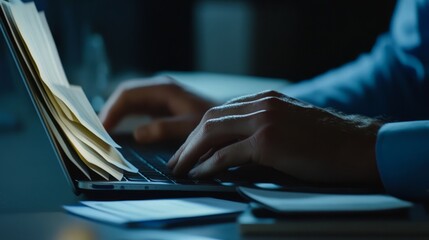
0,1,377,197
237,187,429,236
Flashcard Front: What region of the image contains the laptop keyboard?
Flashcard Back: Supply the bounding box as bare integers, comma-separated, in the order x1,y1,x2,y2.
120,147,220,185
117,145,307,190
115,142,369,193
121,148,172,182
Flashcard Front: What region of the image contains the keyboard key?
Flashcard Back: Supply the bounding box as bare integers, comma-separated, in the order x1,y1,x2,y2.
193,180,220,185
174,179,198,185
147,176,172,182
126,173,148,182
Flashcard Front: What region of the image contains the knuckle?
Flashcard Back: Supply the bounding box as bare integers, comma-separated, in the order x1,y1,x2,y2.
163,84,182,97
254,110,277,126
165,82,181,92
116,81,130,91
224,96,241,105
249,135,258,150
261,90,284,98
253,125,277,162
150,121,167,138
211,150,226,166
114,82,140,103
133,130,144,143
260,96,283,110
160,75,176,84
159,75,174,83
201,119,217,134
256,125,276,145
113,88,130,106
203,107,219,120
248,135,261,164
117,80,139,92
154,76,181,92
259,124,276,138
152,75,174,84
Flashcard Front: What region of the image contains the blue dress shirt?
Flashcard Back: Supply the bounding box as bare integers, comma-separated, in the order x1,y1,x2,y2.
284,0,429,200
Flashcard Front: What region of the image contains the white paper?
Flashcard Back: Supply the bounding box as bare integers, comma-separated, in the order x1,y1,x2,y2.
1,0,143,180
80,198,247,222
239,187,412,212
64,206,219,240
64,205,128,225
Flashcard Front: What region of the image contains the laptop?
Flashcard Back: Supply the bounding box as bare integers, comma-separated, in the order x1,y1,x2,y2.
1,1,377,198
0,1,311,198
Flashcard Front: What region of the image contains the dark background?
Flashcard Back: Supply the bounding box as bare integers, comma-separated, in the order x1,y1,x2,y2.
1,0,396,91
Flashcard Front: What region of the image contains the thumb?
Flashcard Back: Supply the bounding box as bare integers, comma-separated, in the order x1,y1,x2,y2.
133,116,198,144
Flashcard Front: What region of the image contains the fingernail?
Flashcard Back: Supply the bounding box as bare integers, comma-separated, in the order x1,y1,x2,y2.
167,154,177,168
134,127,149,143
166,160,172,168
166,159,175,168
188,168,198,178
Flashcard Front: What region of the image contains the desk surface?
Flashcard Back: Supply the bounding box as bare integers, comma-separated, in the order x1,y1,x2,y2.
0,75,427,240
0,211,240,240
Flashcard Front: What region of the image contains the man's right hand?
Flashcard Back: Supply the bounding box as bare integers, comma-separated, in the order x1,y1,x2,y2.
99,76,215,144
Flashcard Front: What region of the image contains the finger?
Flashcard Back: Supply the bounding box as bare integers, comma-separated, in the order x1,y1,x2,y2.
167,115,242,171
166,98,278,170
167,97,284,170
167,119,214,170
166,116,211,169
188,137,254,178
201,96,284,122
226,91,313,113
99,78,178,131
225,90,285,105
171,111,264,176
171,147,216,169
133,115,199,144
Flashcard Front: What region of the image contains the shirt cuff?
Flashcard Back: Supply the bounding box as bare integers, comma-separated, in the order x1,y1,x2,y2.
376,121,429,201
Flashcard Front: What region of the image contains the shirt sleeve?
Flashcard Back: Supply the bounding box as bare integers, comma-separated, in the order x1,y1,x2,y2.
376,121,429,201
282,0,429,200
283,0,429,122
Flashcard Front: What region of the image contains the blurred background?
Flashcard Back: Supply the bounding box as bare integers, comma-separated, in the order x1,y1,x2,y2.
1,0,396,96
0,0,399,134
0,0,398,132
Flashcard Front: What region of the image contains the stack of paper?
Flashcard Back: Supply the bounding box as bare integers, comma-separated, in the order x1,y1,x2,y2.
64,198,248,228
238,187,413,213
237,187,426,236
0,1,137,180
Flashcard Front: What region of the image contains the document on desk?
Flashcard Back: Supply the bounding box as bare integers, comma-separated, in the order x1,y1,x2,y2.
237,187,429,236
64,198,248,228
238,186,412,213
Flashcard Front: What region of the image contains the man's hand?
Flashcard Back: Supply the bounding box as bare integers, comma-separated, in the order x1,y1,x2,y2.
99,76,215,143
167,90,383,186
